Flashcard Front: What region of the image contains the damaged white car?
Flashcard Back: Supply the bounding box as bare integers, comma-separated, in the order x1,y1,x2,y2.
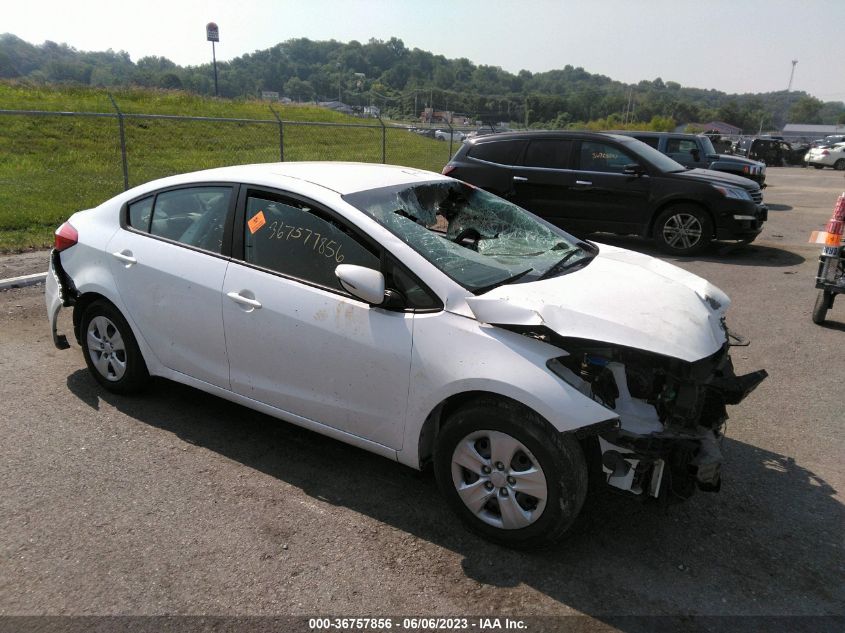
46,163,767,548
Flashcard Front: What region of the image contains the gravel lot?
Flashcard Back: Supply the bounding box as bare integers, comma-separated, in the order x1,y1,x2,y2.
0,168,843,631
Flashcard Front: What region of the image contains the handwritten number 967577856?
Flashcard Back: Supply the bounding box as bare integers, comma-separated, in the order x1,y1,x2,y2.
266,220,345,263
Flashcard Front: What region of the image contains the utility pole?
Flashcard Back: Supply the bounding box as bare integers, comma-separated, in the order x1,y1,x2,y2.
206,23,219,97
787,59,798,92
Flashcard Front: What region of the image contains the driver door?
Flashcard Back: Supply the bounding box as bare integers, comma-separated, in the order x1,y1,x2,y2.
221,188,414,449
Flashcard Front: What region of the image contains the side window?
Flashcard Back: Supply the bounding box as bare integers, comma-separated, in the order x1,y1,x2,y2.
128,196,154,232
578,141,636,173
467,140,525,165
149,187,232,253
244,194,379,294
523,139,572,169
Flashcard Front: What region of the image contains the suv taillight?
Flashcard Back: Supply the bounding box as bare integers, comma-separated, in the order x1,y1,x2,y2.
442,164,457,176
54,222,78,252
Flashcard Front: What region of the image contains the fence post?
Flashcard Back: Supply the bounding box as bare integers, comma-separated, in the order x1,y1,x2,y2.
108,94,129,190
447,120,455,161
376,114,386,164
269,105,284,162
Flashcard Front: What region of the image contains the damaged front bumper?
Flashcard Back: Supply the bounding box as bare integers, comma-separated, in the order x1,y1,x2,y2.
548,335,767,502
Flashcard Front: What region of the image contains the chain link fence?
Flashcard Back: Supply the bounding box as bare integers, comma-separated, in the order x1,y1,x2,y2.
0,104,468,249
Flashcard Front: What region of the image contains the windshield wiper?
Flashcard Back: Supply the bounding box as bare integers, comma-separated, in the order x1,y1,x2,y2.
538,249,583,280
473,268,534,294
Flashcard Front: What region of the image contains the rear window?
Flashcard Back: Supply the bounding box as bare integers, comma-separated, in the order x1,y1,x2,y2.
467,140,525,165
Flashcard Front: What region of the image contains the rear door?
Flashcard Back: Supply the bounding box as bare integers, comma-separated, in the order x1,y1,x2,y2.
106,185,236,388
562,139,652,235
508,138,577,226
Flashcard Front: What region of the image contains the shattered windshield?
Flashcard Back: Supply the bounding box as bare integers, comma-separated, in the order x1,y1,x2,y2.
343,180,592,293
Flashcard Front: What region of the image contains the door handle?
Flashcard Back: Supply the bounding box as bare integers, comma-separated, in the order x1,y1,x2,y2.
575,180,593,186
112,250,137,266
226,291,262,309
513,176,528,182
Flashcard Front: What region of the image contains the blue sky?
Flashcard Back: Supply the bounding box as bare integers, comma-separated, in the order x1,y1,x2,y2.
5,0,844,101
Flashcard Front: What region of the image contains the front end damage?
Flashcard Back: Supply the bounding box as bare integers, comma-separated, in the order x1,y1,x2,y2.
546,335,767,502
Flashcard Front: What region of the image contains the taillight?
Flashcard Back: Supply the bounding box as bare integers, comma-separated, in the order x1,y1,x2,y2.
442,164,457,176
54,222,78,252
822,150,830,156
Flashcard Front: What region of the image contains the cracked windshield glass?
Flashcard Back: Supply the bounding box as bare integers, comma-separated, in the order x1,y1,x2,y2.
344,181,592,293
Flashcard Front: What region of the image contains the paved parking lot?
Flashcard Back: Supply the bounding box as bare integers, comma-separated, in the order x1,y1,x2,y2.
0,168,842,629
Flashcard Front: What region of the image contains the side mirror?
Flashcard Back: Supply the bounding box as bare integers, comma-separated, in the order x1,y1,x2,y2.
335,264,385,305
623,164,645,176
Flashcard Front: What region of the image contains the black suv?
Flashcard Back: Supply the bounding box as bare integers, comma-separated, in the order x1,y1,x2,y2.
443,131,768,255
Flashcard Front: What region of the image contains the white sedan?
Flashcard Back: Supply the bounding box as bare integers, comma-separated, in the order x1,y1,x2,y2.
804,142,845,170
46,162,765,548
434,129,465,142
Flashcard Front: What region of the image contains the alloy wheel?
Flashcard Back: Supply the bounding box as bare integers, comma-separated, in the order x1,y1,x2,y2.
662,212,703,251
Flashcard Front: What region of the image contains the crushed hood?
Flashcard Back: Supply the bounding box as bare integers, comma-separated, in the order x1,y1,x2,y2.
465,244,730,362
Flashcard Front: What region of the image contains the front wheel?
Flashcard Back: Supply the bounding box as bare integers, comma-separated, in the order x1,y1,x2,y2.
653,204,712,256
812,290,833,324
433,400,587,549
834,159,845,171
81,300,149,394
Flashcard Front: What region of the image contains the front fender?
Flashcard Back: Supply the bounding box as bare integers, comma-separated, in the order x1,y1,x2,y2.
397,311,618,468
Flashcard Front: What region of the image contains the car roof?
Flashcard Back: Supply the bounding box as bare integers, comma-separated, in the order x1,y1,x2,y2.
131,162,449,197
468,130,632,144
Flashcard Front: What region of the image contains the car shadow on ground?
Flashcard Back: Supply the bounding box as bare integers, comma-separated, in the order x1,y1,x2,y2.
66,370,843,624
586,234,805,268
766,204,793,211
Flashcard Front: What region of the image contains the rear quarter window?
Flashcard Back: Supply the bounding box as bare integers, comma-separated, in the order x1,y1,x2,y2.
467,140,525,165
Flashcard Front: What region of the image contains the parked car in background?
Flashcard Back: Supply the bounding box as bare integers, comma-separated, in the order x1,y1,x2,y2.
46,162,767,548
734,137,800,166
443,131,768,255
804,142,845,170
616,131,766,187
434,129,465,142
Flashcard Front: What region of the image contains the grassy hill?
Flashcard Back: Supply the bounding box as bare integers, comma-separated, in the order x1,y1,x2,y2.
0,81,453,252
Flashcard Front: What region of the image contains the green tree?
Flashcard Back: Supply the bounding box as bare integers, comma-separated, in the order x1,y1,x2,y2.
788,96,824,123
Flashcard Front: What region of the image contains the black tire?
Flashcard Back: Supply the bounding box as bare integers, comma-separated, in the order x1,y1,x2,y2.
812,290,832,325
653,204,712,256
433,399,587,549
835,160,845,171
80,300,149,394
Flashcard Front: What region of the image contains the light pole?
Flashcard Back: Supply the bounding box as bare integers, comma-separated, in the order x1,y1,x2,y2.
206,22,219,97
787,59,798,92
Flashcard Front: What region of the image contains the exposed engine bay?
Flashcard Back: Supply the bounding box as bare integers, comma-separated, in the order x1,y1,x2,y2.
539,330,768,502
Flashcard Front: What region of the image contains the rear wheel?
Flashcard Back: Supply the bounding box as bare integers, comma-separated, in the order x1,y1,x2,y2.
81,300,149,394
812,290,833,324
653,204,712,256
434,400,587,549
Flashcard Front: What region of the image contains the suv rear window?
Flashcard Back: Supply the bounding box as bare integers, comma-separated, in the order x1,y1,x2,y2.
523,139,572,169
467,140,525,166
